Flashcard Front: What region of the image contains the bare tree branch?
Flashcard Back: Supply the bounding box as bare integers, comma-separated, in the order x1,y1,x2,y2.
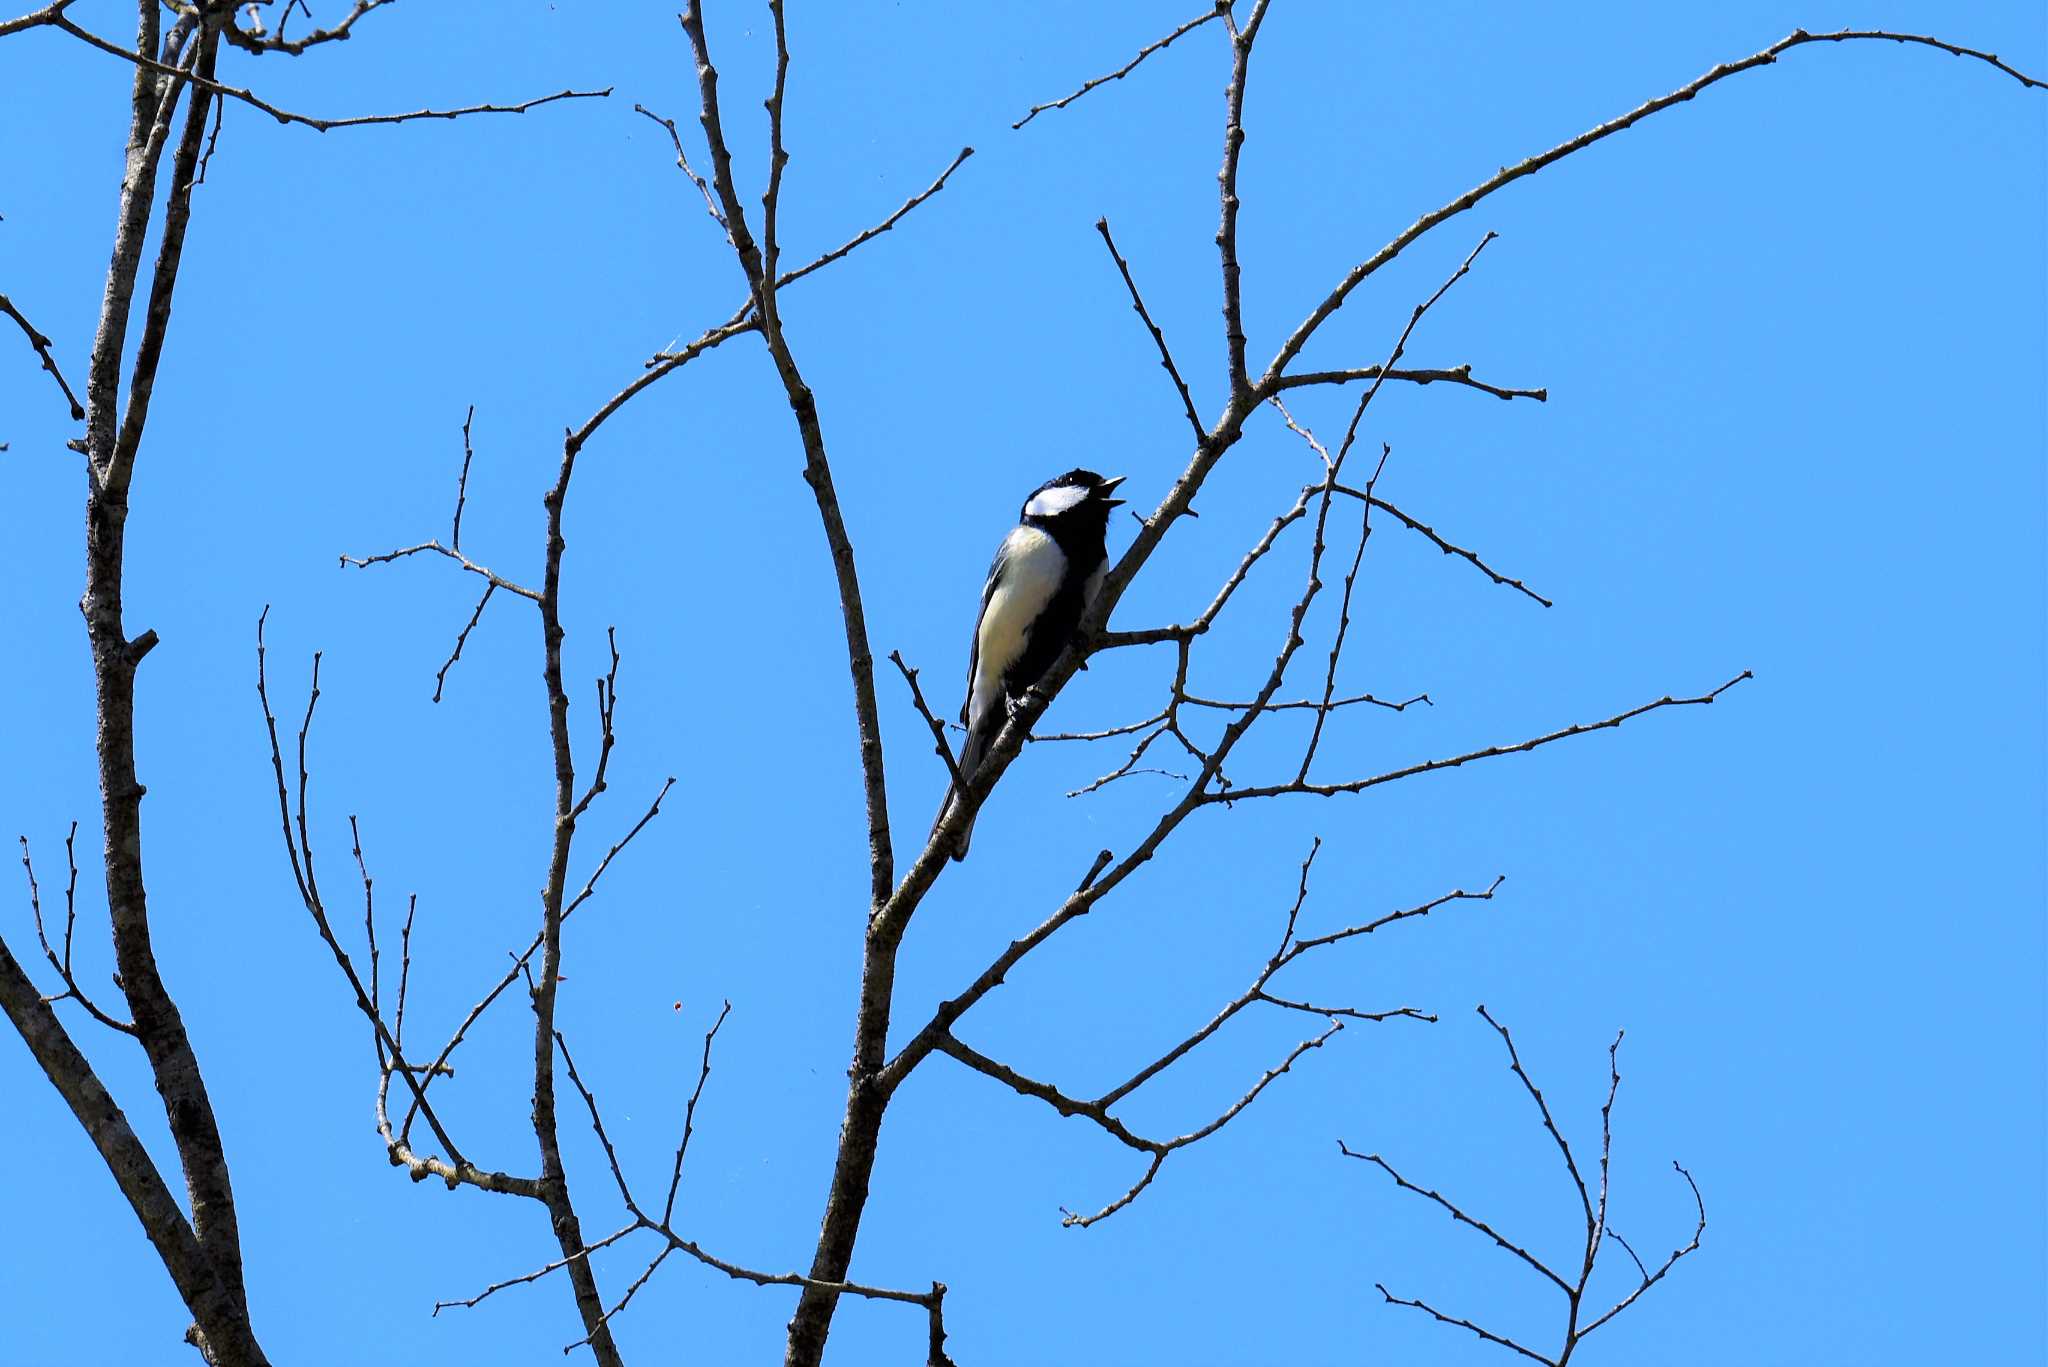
889,651,965,791
1201,672,1752,804
1182,689,1431,715
662,999,732,1226
1372,1283,1556,1366
1012,2,1226,129
449,404,476,551
1342,1144,1571,1295
338,539,539,602
0,0,70,40
674,9,927,1359
1580,1163,1705,1338
1348,1010,1709,1363
1335,484,1553,607
900,844,1488,1228
430,1223,638,1317
777,146,975,290
19,826,135,1034
255,612,538,1200
220,0,397,56
431,582,493,703
0,291,85,420
1096,217,1205,444
0,930,256,1359
680,0,894,911
633,102,729,237
1262,28,2046,384
53,16,610,134
536,1007,954,1362
1216,0,1273,393
1272,363,1546,403
1061,1019,1341,1228
65,20,272,1360
1479,1003,1594,1239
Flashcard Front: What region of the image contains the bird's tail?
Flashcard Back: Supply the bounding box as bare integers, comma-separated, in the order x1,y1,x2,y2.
931,721,993,861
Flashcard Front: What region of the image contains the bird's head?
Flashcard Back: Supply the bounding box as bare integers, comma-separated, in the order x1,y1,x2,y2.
1019,469,1126,535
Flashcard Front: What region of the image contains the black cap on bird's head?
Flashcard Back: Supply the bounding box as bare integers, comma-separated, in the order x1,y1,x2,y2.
1021,468,1126,524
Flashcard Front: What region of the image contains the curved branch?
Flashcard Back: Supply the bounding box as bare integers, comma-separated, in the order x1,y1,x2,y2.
222,0,396,56
1263,27,2046,383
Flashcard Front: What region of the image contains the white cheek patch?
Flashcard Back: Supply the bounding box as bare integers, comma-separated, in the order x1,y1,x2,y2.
1024,483,1091,519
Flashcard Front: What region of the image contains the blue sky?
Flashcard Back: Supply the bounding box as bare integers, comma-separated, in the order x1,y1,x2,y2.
2,3,2042,1364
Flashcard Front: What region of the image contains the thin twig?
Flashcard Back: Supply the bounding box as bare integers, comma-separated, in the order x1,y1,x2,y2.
339,539,539,602
53,19,610,133
661,1000,732,1226
221,0,395,56
778,147,976,290
1272,363,1546,403
451,405,476,551
18,830,135,1034
431,1224,638,1316
1373,1284,1554,1365
1334,485,1553,607
1202,672,1753,803
1339,1142,1570,1295
1014,3,1227,129
432,582,494,703
0,292,85,421
1096,218,1205,444
888,651,964,790
632,102,728,235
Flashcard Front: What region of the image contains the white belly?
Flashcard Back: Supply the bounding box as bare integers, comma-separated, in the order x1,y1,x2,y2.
969,525,1067,733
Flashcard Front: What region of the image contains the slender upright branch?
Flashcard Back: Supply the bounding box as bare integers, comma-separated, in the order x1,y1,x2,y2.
450,404,476,551
72,17,270,1362
1216,0,1273,393
1262,28,2046,384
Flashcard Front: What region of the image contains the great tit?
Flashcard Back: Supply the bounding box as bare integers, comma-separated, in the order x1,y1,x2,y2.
933,468,1126,860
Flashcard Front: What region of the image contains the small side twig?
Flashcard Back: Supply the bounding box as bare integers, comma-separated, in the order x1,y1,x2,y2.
1096,218,1205,445
432,582,494,704
661,999,732,1225
1014,2,1227,129
451,405,476,551
1334,485,1553,608
1,291,86,421
888,651,964,790
18,827,135,1034
339,539,539,603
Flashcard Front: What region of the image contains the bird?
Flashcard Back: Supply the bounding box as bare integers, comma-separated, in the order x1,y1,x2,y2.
932,468,1126,861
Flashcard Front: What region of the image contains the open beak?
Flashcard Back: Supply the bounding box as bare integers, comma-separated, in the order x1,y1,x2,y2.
1099,474,1127,507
